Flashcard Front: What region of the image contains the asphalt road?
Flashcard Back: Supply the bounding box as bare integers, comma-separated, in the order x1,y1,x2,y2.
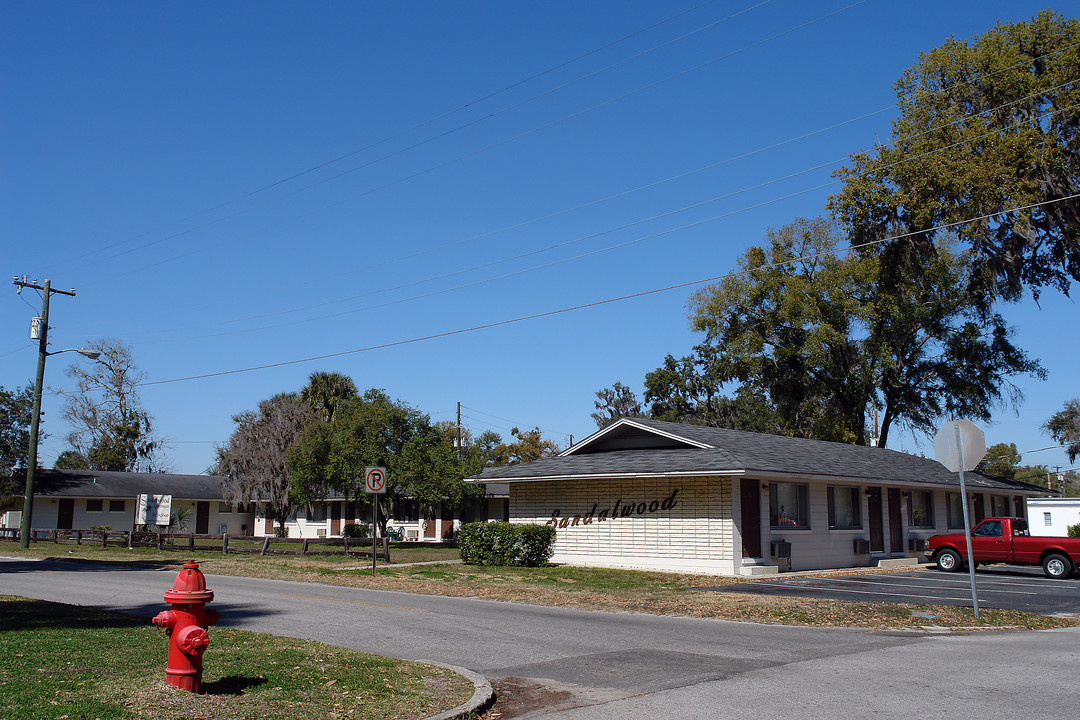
704,565,1080,616
3,556,1079,718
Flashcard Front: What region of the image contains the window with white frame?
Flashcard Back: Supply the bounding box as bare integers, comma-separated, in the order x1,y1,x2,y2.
769,482,809,529
1045,511,1053,526
86,499,103,512
827,486,861,529
218,502,232,514
908,490,934,528
991,495,1009,516
307,503,327,523
109,499,125,512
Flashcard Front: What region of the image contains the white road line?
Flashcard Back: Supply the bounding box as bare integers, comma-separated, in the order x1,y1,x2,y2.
820,578,1038,596
747,583,974,602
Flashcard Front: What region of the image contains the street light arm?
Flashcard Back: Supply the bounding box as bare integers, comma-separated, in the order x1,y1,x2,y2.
45,347,101,360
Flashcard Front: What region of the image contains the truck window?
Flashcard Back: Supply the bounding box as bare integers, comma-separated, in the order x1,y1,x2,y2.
1012,519,1029,536
973,520,1002,537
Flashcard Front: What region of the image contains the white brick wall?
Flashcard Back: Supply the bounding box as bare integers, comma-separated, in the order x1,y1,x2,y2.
510,477,735,574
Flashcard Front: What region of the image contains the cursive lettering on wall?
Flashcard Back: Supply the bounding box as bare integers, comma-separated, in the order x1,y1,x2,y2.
545,489,679,529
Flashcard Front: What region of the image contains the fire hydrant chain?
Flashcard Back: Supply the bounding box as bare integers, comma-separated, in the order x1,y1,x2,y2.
153,559,220,693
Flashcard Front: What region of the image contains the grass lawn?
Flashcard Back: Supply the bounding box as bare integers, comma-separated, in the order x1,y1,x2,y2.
4,541,1077,631
0,595,472,720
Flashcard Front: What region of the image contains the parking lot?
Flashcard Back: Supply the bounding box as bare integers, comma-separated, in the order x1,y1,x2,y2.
705,566,1080,616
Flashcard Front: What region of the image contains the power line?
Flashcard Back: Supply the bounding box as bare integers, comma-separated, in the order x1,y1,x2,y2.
118,92,1079,345
137,192,1080,387
77,2,864,288
460,404,572,438
95,58,1079,342
38,0,745,276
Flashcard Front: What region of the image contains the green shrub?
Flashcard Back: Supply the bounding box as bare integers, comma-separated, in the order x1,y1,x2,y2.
343,523,369,539
1067,523,1080,538
459,522,556,567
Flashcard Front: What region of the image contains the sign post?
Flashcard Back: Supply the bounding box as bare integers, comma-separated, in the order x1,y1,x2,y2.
364,467,387,576
934,419,987,619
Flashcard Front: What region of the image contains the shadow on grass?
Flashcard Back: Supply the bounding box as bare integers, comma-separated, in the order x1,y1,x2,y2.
203,674,268,695
0,595,280,633
0,556,189,573
0,597,147,632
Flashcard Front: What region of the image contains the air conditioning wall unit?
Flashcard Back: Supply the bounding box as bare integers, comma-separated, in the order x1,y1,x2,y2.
853,539,871,554
316,528,327,538
770,541,792,558
908,537,926,553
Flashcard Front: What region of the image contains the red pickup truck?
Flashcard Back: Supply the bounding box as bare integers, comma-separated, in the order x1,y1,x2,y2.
924,517,1080,579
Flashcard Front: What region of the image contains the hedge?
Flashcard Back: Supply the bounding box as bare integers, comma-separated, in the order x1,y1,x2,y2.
458,521,556,567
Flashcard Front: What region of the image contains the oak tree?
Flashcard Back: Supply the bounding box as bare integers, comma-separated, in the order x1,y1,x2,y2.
830,11,1080,304
1044,398,1080,463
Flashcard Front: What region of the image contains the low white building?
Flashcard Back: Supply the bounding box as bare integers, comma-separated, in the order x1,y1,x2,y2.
467,418,1052,576
0,469,249,536
252,483,509,540
1026,498,1080,537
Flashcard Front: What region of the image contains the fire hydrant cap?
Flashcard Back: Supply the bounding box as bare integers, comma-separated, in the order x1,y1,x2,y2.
163,559,215,603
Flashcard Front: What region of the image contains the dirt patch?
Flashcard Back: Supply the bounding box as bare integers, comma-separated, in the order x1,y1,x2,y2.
487,677,582,719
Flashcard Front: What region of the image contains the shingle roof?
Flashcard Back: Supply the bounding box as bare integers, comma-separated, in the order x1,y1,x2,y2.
16,469,227,500
467,418,1049,494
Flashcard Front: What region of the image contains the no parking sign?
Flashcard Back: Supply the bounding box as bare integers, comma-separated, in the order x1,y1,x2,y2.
364,466,387,494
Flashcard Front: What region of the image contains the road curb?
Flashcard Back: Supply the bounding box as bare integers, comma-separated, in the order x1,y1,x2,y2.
421,661,494,720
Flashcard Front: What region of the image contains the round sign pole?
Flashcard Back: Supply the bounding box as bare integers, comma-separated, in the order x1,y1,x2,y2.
935,420,986,621
954,423,980,619
364,467,387,576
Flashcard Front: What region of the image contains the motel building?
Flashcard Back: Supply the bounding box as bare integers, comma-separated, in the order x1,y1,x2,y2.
466,418,1052,576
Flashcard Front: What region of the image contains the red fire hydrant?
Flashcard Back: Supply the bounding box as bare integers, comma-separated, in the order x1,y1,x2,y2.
152,559,221,692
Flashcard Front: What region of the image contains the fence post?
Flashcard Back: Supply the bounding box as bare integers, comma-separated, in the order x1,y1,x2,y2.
157,532,163,551
188,533,195,552
101,530,107,548
77,530,83,545
261,536,270,556
301,539,309,555
222,531,228,556
382,536,390,563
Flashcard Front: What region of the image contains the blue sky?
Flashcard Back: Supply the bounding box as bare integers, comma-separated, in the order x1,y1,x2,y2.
2,0,1076,479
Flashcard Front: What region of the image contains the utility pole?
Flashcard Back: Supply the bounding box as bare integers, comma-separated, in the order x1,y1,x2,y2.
13,277,76,549
456,402,462,460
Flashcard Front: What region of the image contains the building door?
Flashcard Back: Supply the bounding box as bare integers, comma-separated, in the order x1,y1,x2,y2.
868,487,884,552
740,479,762,558
330,502,341,536
57,499,74,530
973,494,985,523
888,488,903,553
195,502,210,534
1013,496,1025,518
441,504,455,539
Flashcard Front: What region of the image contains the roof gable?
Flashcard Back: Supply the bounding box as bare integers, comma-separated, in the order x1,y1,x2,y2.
470,419,1052,495
563,418,715,455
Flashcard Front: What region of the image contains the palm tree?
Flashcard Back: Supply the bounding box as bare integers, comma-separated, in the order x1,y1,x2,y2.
300,371,358,423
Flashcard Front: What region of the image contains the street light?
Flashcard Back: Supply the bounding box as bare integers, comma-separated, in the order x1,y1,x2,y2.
19,340,100,549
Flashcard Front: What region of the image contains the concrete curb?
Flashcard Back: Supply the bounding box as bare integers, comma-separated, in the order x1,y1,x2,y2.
421,661,495,720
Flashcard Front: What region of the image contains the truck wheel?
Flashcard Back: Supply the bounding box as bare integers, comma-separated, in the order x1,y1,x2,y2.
1042,553,1074,579
935,548,962,572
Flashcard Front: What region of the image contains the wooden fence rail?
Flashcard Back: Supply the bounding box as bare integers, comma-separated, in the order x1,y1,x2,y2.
0,528,391,561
